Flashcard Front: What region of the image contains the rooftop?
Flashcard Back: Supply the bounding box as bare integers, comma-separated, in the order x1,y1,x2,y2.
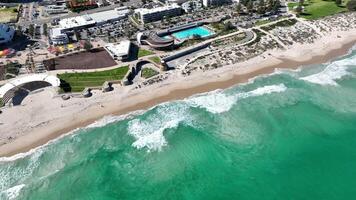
59,15,96,29
134,4,181,15
104,40,131,58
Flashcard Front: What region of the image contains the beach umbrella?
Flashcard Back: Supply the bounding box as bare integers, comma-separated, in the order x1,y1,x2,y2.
2,49,10,55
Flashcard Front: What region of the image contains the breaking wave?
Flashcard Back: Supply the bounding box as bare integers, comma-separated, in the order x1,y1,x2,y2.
300,54,356,85
186,84,287,114
127,104,190,151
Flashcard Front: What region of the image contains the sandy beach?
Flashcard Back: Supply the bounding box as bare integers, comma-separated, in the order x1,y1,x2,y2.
0,29,355,157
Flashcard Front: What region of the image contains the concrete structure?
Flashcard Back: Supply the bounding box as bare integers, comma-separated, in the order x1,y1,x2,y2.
104,40,131,60
134,4,182,24
182,1,203,13
58,7,131,30
49,28,69,45
0,74,60,105
44,4,68,15
0,24,15,44
137,31,175,49
59,15,96,30
202,0,231,7
89,6,131,25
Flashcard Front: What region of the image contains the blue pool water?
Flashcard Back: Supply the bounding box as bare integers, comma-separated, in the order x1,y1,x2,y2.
171,26,214,40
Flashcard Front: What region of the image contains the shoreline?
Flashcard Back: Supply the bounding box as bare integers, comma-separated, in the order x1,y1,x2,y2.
0,31,355,157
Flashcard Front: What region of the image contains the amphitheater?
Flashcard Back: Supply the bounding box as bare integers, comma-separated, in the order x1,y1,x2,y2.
0,74,60,106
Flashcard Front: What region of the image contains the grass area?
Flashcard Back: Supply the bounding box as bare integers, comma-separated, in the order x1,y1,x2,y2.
261,19,298,31
138,49,154,58
212,33,246,46
141,68,159,79
255,19,272,26
209,22,237,36
0,6,18,23
58,65,129,92
210,22,225,31
148,56,161,65
289,0,348,20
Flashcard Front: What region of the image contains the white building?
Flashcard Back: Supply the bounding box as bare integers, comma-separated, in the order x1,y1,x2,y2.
59,15,96,30
182,0,203,12
89,6,131,25
44,4,68,15
58,7,131,30
134,4,182,24
202,0,231,7
104,40,131,60
0,24,15,44
49,28,69,45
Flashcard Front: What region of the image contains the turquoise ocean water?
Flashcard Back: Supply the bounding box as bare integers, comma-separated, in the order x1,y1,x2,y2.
1,47,356,200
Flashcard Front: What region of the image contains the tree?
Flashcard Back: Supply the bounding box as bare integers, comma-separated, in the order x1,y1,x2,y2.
28,24,34,38
83,40,93,51
224,21,235,31
257,0,266,14
346,0,356,10
273,0,281,12
246,0,254,12
43,23,48,36
236,3,242,13
335,0,342,6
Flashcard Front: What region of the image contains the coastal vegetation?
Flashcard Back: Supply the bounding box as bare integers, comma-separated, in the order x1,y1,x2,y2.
138,49,154,58
261,19,298,31
289,0,349,20
58,66,129,92
148,56,161,65
347,0,356,10
141,68,159,79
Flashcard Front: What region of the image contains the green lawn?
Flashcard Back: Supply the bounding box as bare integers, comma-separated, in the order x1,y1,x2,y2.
58,66,129,92
148,56,161,64
138,49,154,58
0,6,18,23
141,68,159,79
289,0,348,20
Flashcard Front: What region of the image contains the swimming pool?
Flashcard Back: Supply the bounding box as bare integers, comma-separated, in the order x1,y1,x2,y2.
171,26,214,40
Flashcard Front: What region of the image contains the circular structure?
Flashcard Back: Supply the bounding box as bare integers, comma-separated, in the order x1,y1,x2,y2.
0,74,61,105
0,24,15,44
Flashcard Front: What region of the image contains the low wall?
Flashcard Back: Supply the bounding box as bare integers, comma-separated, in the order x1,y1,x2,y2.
162,42,211,63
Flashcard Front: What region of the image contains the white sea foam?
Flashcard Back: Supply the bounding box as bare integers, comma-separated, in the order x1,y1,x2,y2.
186,90,236,113
300,54,356,85
186,84,287,114
127,104,189,151
87,110,143,128
0,184,25,200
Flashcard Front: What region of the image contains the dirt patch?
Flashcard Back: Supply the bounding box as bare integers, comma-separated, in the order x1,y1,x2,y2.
44,48,117,70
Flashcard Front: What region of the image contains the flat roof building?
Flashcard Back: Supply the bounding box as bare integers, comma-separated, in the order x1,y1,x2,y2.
49,28,69,45
89,7,131,25
59,15,96,30
134,4,182,24
104,40,131,60
58,7,131,30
